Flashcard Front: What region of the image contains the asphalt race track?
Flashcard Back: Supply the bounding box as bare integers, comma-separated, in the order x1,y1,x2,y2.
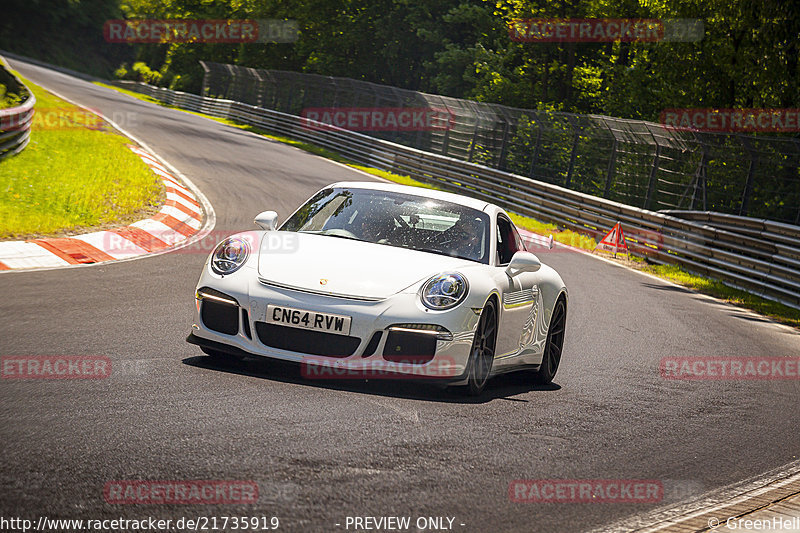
2,58,799,532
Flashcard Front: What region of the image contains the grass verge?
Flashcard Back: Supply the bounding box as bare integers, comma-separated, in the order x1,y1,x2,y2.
0,75,162,239
97,81,800,329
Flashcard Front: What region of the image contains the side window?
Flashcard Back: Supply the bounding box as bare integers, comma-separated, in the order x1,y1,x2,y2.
496,216,520,265
511,224,526,252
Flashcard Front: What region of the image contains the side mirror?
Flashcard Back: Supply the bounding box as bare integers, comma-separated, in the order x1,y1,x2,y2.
506,251,541,276
254,211,279,231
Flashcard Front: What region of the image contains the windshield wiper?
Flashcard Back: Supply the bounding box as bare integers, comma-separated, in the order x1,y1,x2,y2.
311,230,364,241
415,247,446,255
413,246,478,262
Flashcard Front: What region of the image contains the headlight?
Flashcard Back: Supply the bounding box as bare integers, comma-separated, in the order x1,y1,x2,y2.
210,237,250,275
420,272,468,310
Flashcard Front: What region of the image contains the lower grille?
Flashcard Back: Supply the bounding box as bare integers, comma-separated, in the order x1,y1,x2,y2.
255,322,361,357
382,330,437,364
201,300,239,335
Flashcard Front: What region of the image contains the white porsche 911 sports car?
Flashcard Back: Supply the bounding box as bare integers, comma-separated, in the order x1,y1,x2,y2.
187,181,568,395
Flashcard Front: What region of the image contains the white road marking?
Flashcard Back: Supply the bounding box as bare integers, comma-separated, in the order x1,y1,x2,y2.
0,241,71,268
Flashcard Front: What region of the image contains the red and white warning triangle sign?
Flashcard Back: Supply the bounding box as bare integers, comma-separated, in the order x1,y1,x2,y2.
593,222,628,257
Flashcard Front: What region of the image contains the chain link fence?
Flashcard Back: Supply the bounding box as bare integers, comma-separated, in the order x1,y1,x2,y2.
200,61,800,225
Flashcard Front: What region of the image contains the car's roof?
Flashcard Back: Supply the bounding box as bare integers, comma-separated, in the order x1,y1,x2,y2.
327,181,491,212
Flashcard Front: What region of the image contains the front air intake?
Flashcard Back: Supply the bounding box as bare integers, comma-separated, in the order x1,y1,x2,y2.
199,289,240,335
382,330,437,364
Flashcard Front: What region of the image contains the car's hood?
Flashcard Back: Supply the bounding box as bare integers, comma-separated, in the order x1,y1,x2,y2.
257,232,474,299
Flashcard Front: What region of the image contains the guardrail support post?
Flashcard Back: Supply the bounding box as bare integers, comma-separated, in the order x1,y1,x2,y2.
467,134,476,162
498,120,510,170
252,69,265,108
565,132,579,188
528,121,543,179
691,148,709,210
200,61,211,97
603,139,618,198
644,144,661,210
739,140,756,217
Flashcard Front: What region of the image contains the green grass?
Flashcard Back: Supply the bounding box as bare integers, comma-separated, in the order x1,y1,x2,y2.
506,212,597,250
97,81,800,329
0,75,163,239
94,82,164,106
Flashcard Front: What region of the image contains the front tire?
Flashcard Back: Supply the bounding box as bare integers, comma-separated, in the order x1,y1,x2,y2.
533,297,566,384
465,299,498,396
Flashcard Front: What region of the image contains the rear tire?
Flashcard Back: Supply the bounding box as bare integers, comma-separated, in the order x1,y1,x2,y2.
533,297,566,385
464,299,498,396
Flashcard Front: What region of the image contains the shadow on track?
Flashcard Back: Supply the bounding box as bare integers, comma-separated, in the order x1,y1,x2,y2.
182,354,560,404
640,282,694,294
728,313,775,324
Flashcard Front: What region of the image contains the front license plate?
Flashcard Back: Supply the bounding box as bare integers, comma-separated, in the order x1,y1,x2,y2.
265,305,352,335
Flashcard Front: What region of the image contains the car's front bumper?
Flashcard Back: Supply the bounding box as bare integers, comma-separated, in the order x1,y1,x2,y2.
188,268,479,382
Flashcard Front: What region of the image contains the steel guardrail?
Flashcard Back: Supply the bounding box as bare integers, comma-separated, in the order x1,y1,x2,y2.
114,81,800,310
200,62,800,226
0,60,35,160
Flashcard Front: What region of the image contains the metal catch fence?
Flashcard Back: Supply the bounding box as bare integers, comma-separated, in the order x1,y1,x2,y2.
199,61,800,226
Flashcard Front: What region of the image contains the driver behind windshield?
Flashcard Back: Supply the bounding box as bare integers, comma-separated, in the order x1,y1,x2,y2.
446,215,484,261
354,207,386,242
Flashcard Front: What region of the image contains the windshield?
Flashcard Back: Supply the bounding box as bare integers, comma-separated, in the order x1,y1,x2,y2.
281,187,491,264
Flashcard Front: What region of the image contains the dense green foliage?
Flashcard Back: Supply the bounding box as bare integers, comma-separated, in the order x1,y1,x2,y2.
0,0,133,77
3,0,799,120
118,0,800,121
